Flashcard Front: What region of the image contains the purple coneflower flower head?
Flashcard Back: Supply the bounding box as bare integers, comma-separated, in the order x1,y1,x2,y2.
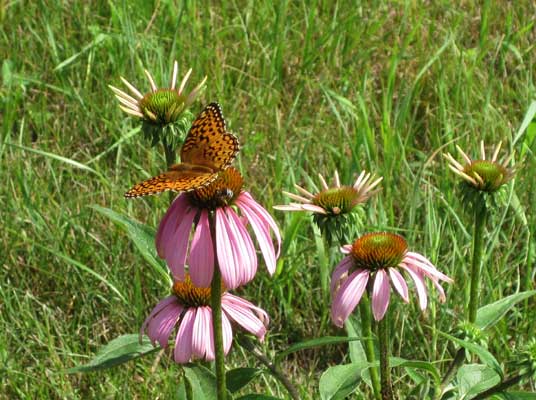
274,170,382,216
156,167,281,290
443,141,515,194
331,232,453,326
109,60,207,125
141,275,269,363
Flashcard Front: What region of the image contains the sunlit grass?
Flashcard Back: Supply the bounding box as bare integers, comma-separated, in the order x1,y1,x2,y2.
1,1,535,398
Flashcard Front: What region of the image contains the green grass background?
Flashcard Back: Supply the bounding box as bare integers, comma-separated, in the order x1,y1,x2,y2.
1,1,535,398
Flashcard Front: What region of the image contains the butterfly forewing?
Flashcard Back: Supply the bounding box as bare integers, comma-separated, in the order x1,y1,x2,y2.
124,102,239,198
180,103,239,169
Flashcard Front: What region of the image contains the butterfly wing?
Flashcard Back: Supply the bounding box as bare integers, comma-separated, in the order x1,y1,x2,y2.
181,103,239,170
124,164,217,198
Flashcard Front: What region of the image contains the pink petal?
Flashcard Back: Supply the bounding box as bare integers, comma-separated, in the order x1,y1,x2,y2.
372,269,390,321
156,194,189,257
237,198,277,275
431,277,447,302
167,206,197,280
225,208,257,286
222,294,268,340
221,313,233,355
174,308,196,363
215,208,240,289
330,256,353,293
273,204,305,211
140,295,178,339
401,264,428,311
192,306,215,361
300,204,328,214
388,268,409,302
145,300,182,347
223,293,269,326
236,192,281,257
405,252,453,283
331,269,370,328
189,210,214,287
340,245,352,254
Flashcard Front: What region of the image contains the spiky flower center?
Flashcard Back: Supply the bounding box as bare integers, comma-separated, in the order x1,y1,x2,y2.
172,275,212,307
463,160,509,192
312,186,360,215
188,167,243,210
351,232,407,271
139,89,186,125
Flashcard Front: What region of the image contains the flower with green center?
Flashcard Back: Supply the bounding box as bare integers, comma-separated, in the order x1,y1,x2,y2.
275,170,382,215
109,60,207,126
141,274,269,363
443,141,514,193
331,232,453,324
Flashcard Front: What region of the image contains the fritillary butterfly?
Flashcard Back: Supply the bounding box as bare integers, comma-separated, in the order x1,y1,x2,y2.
124,103,239,198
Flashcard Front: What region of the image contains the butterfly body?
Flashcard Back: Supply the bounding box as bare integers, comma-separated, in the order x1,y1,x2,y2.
124,103,239,198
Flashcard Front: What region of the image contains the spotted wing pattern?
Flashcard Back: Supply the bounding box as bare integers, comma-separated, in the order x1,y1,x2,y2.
124,103,239,198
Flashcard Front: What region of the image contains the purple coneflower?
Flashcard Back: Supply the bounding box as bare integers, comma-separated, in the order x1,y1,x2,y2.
274,170,382,216
109,60,207,125
443,141,514,193
141,275,269,363
156,167,281,290
331,232,453,325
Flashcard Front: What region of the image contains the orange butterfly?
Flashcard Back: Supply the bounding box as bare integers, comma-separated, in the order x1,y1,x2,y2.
124,103,239,198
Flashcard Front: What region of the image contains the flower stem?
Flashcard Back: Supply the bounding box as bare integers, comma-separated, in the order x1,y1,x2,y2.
378,310,393,400
237,335,301,400
471,373,527,400
210,214,227,400
468,202,487,323
359,294,381,400
163,137,175,169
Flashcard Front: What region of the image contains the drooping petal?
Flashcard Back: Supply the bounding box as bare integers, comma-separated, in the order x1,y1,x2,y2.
331,269,370,328
189,210,214,287
215,208,240,289
372,269,391,321
340,244,352,254
430,277,447,302
236,192,281,257
156,194,189,257
225,207,257,286
223,293,270,326
174,308,196,363
401,264,428,311
330,256,353,293
192,306,215,361
404,252,453,283
222,294,268,340
238,197,277,275
140,296,178,340
221,313,233,355
299,204,329,214
145,300,182,347
167,205,197,280
388,268,409,302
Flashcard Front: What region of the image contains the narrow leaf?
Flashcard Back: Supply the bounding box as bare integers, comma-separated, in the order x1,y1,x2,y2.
276,336,361,361
183,364,218,400
476,290,536,330
226,367,261,393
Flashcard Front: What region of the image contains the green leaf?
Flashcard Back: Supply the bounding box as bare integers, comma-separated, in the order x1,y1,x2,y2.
438,331,503,378
476,290,536,330
236,395,283,400
500,393,536,400
319,363,366,400
67,334,158,373
226,367,261,393
457,364,500,399
345,316,372,389
389,357,441,383
91,205,170,285
276,336,361,361
183,364,218,400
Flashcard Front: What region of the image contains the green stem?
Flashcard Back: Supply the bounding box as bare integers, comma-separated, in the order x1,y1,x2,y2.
437,202,488,398
378,310,393,400
210,214,227,400
360,294,381,400
163,137,175,169
237,335,300,400
468,202,487,323
471,373,527,400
